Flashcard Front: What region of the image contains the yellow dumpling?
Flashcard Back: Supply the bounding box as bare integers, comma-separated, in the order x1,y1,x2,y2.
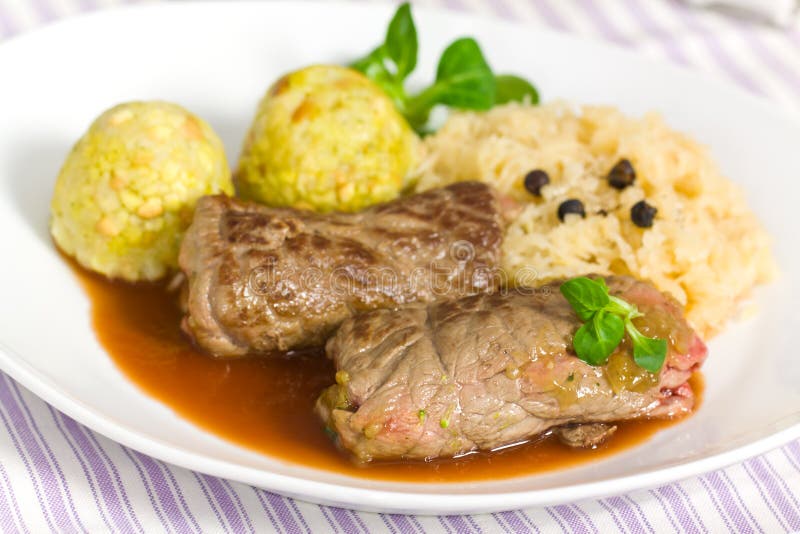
50,101,233,281
235,65,417,213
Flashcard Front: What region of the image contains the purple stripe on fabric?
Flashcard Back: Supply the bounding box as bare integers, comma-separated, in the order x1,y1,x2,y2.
220,480,257,534
390,513,420,534
409,514,426,533
120,447,172,533
445,515,477,533
720,471,763,533
783,442,800,473
328,506,363,533
551,505,591,534
0,461,29,534
655,486,703,534
737,28,800,96
376,514,399,534
159,464,201,533
381,514,406,534
286,495,313,533
129,451,195,534
464,514,484,533
436,517,454,534
663,0,764,96
597,500,631,534
317,505,340,533
747,458,800,530
742,461,788,531
622,496,657,533
674,483,708,532
527,0,568,30
250,490,281,533
8,381,89,532
620,0,689,65
84,434,144,534
348,509,371,533
58,410,146,533
697,474,739,534
0,376,79,532
0,466,19,534
514,510,542,533
543,507,569,533
763,457,800,516
489,513,516,533
784,443,800,469
49,410,116,533
647,489,680,532
574,0,633,46
600,496,648,534
200,475,249,533
570,504,599,534
255,490,305,534
192,472,229,533
485,0,515,20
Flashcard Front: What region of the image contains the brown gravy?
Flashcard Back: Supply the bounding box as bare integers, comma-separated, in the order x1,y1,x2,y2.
71,264,703,483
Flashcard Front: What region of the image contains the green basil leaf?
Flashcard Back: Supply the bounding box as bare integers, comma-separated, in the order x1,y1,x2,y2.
560,277,610,322
572,323,600,365
592,311,625,362
351,46,387,77
385,2,417,80
403,38,495,132
432,37,495,109
350,46,407,110
494,74,539,105
631,335,668,373
606,294,638,318
372,71,408,110
573,311,624,366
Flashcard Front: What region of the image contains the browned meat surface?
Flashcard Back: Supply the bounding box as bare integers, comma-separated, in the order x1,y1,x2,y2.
179,182,503,357
554,423,617,449
316,276,707,462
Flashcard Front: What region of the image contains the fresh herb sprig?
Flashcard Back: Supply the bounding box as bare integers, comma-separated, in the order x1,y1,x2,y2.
559,277,668,373
350,2,539,133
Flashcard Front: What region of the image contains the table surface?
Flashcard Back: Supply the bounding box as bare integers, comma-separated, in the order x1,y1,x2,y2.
1,0,799,532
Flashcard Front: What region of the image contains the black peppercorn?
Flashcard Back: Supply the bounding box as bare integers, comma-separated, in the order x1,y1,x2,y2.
631,200,657,228
607,159,636,190
558,199,586,222
523,169,550,196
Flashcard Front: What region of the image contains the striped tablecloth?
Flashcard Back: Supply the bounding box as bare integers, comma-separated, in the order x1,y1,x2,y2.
1,0,799,532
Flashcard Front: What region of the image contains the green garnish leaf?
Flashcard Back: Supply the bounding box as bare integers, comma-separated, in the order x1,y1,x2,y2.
431,37,495,109
627,324,668,373
350,46,386,78
573,311,624,365
405,37,495,130
385,2,417,80
559,276,611,321
560,276,668,373
349,3,538,134
494,74,540,105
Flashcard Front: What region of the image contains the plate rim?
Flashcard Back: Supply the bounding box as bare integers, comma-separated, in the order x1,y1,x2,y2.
1,0,799,515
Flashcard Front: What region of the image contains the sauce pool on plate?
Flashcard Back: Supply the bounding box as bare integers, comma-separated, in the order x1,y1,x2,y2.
70,263,703,483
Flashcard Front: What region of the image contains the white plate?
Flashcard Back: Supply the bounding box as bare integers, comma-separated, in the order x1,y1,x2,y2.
0,1,798,515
